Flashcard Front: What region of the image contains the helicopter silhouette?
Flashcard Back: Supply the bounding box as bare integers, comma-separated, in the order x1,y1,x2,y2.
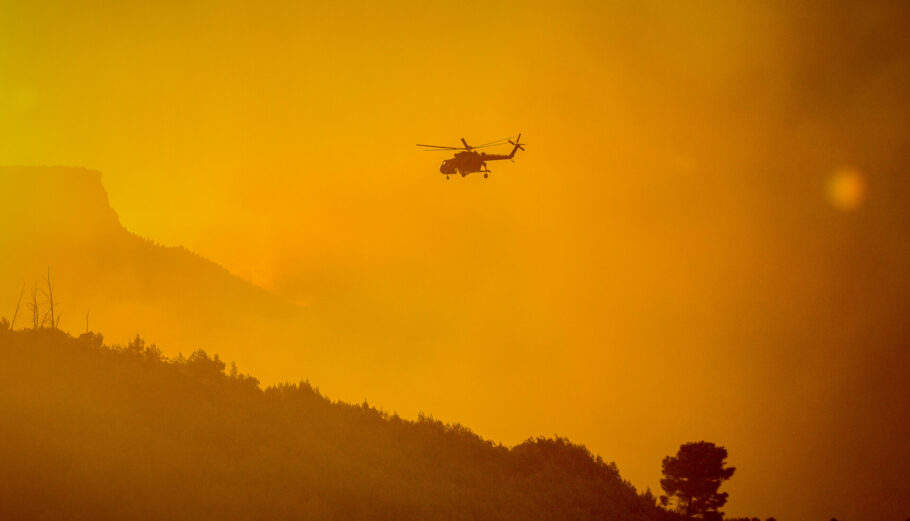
417,134,525,179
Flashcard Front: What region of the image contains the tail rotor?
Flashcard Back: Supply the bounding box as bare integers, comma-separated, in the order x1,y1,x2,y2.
508,133,525,151
508,133,525,161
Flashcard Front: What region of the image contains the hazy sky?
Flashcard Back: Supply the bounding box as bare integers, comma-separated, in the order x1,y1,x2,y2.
3,2,909,520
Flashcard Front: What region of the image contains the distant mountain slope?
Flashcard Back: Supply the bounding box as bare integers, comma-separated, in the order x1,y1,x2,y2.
0,327,673,521
0,166,319,383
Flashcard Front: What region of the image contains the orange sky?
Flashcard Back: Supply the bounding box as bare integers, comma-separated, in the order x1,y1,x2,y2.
3,2,910,520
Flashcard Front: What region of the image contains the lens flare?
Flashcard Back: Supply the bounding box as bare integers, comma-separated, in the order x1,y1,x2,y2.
827,167,866,211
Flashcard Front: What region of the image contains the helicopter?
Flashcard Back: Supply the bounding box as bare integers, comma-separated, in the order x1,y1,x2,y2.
417,134,525,180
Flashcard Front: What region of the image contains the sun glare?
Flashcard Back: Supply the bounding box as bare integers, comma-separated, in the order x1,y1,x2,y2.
827,166,866,211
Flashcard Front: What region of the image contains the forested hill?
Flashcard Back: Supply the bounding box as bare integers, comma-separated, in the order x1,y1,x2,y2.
0,326,675,521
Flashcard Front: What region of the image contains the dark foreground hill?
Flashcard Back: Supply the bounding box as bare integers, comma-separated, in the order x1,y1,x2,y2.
0,326,674,521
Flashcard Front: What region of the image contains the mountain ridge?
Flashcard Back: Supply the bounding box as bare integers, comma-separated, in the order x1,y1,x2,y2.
0,166,312,383
0,165,281,298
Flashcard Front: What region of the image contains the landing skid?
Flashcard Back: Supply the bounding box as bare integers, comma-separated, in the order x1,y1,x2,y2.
445,170,492,180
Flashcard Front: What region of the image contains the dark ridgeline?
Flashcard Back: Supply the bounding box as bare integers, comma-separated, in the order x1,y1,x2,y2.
0,327,677,521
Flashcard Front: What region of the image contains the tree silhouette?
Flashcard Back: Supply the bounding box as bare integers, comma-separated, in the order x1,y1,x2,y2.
660,441,735,520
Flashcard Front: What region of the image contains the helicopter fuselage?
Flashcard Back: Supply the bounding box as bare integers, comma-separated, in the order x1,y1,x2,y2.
440,149,517,178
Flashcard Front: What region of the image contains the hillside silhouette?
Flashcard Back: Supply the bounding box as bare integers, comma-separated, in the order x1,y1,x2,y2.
0,167,333,386
0,326,674,521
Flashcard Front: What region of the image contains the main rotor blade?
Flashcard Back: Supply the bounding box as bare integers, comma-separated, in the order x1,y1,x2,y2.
417,136,515,151
473,137,515,148
416,144,461,149
421,143,502,151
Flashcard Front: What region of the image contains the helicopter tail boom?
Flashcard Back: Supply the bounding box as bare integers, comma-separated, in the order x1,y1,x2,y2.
480,133,525,161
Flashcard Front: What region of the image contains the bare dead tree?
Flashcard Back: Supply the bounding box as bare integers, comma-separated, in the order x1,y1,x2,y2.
34,268,60,330
30,284,39,329
45,267,56,329
85,309,90,334
14,271,61,331
10,283,25,330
